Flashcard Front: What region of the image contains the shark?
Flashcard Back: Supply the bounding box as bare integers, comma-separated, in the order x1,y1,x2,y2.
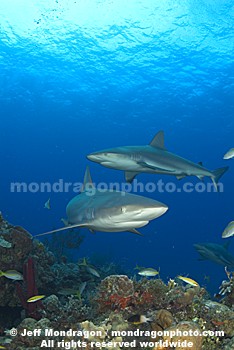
87,131,228,190
35,167,168,237
194,242,234,269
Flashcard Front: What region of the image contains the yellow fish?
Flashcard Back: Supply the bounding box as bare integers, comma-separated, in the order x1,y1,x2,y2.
0,270,23,280
223,148,234,160
27,295,45,303
222,221,234,239
177,276,199,287
0,346,6,349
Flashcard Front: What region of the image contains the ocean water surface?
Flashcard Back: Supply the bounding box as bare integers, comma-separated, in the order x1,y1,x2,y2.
0,0,234,294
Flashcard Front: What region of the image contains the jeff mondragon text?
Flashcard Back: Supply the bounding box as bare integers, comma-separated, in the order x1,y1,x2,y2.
20,328,224,338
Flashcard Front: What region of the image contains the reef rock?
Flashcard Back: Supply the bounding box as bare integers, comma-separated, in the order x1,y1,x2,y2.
154,309,174,329
224,336,234,349
9,317,51,349
203,300,234,337
80,319,124,350
0,224,32,271
0,216,33,309
96,275,135,311
163,321,203,350
100,275,134,297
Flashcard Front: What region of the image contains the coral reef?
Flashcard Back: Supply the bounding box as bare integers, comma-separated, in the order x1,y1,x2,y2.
94,275,169,314
203,301,234,337
0,213,33,272
95,275,135,311
1,214,234,349
0,214,91,330
42,294,91,324
153,309,174,330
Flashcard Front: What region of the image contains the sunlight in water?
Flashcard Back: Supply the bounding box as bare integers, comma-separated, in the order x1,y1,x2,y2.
0,1,191,43
0,0,232,54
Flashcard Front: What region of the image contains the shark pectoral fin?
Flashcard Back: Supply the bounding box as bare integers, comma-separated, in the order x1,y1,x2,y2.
34,223,84,238
176,175,186,180
128,229,143,235
211,166,229,191
150,130,166,150
125,171,140,183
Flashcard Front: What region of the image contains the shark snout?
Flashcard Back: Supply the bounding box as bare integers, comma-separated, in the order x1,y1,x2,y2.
87,151,118,164
133,203,168,220
193,244,204,253
147,203,168,219
87,153,103,162
87,151,128,169
156,204,168,217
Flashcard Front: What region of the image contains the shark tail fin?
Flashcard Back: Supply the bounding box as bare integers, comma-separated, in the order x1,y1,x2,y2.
211,166,229,191
34,223,84,238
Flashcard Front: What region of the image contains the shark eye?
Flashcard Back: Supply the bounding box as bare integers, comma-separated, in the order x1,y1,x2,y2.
121,207,126,213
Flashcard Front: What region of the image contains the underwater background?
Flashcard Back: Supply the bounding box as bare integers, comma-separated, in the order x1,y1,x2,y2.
0,0,233,296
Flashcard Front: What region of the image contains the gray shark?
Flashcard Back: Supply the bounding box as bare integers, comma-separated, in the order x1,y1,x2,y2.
194,242,234,269
87,131,228,189
35,167,168,237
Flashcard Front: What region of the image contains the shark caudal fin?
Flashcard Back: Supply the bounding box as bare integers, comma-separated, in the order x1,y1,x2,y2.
211,166,229,191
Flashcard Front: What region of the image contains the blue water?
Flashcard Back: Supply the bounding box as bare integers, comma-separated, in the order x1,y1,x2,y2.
0,0,233,294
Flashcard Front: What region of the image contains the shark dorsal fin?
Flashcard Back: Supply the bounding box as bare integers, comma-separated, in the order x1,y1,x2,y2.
82,166,95,192
150,131,165,150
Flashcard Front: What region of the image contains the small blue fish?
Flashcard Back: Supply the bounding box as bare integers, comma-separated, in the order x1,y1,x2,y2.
44,198,51,210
